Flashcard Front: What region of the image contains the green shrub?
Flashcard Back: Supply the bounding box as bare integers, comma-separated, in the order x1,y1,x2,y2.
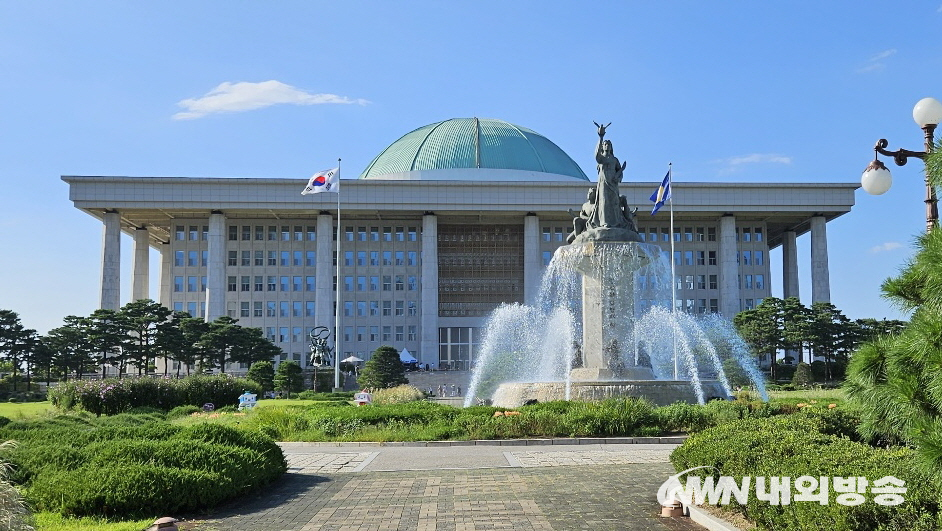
29,464,230,518
49,375,262,415
655,402,715,433
167,404,201,419
792,362,813,387
670,415,941,530
371,385,425,405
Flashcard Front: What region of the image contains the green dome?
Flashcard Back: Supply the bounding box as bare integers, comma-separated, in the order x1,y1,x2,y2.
359,118,589,181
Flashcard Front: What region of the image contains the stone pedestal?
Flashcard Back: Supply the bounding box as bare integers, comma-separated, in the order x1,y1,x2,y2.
561,241,654,380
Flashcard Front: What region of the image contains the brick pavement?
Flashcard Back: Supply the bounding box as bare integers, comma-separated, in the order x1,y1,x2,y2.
186,444,706,531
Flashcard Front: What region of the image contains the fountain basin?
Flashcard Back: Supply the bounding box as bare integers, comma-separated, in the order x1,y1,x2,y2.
491,380,730,408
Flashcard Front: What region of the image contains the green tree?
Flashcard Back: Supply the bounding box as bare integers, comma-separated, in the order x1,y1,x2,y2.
246,361,275,392
781,297,811,364
43,316,97,379
0,311,37,391
845,141,942,463
86,309,125,378
358,345,408,390
274,360,303,397
119,299,172,375
734,297,784,378
807,302,851,381
201,316,282,372
791,362,813,387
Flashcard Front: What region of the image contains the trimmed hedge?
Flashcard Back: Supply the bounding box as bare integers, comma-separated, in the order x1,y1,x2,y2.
49,375,262,415
670,410,941,530
0,415,286,519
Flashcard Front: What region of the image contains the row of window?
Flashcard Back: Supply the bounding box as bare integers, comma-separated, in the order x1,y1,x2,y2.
345,226,418,242
343,325,416,343
223,276,316,292
342,300,418,317
667,274,766,291
343,276,416,292
226,225,317,242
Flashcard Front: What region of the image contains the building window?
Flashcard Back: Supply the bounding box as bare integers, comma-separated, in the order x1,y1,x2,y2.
409,227,417,241
744,275,753,289
228,251,238,267
756,274,765,290
174,276,184,292
383,251,392,266
344,302,353,317
408,325,417,341
543,251,552,266
227,276,236,292
395,301,404,316
280,276,289,292
370,251,379,266
282,226,291,241
268,251,277,266
370,276,379,291
241,276,250,291
396,227,405,241
253,301,263,317
294,226,303,241
241,251,251,267
408,301,417,316
307,226,316,241
344,276,353,292
202,250,208,267
383,276,392,291
742,227,751,242
709,275,718,290
696,275,706,290
684,251,693,266
370,301,379,316
293,251,302,266
684,227,693,241
358,227,366,241
176,226,186,241
408,276,417,290
268,276,276,291
370,326,379,342
395,275,404,291
241,226,251,241
542,227,551,241
306,301,315,317
382,301,392,316
396,326,404,342
755,251,764,265
344,251,353,266
281,251,290,267
240,302,250,317
710,299,719,313
293,276,302,291
357,276,366,291
708,251,717,266
268,226,277,240
200,276,206,292
707,227,716,242
255,250,264,266
254,276,263,291
370,227,379,241
396,251,404,266
306,276,315,291
174,250,184,267
382,326,391,341
255,225,264,241
755,227,763,241
293,302,302,317
267,302,276,317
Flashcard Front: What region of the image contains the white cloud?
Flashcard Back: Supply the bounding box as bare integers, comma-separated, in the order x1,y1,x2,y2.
869,241,903,254
726,153,792,166
858,49,897,74
869,49,897,62
714,153,792,173
173,80,369,120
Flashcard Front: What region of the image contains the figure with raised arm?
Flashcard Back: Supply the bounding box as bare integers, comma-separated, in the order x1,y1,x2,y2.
591,121,629,230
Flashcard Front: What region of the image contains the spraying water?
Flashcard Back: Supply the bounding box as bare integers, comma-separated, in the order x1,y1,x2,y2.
464,242,767,406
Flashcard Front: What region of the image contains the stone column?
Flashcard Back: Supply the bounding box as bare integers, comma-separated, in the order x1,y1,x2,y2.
205,211,227,322
158,242,171,307
810,216,831,303
523,213,541,304
718,215,740,317
100,210,121,310
131,227,150,301
782,230,799,299
315,213,335,329
420,213,439,366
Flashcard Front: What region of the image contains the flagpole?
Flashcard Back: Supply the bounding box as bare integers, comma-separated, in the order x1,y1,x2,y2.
334,158,342,392
668,163,678,380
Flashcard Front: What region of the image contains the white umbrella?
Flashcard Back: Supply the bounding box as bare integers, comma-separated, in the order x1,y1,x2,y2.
341,356,364,363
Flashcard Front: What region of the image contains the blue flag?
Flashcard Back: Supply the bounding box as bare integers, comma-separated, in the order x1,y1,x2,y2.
649,170,672,215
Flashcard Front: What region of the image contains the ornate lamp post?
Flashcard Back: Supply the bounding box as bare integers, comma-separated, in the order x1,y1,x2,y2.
862,97,942,232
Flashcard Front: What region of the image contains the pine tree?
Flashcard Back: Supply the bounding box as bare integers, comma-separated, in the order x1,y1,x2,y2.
845,140,942,465
358,345,408,390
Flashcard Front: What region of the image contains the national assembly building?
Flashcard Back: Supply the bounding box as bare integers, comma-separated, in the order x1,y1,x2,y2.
63,118,858,371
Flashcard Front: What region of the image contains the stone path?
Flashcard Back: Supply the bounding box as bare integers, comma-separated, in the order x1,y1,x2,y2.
185,441,706,531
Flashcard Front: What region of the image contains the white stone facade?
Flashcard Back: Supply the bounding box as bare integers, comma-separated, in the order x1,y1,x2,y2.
64,176,857,370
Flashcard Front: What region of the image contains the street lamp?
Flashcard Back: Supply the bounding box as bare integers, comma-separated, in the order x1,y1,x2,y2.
861,97,942,232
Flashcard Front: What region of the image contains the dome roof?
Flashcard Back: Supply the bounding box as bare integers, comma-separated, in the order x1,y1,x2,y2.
359,118,589,181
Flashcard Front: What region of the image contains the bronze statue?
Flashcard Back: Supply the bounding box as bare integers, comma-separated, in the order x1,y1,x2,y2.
309,326,334,367
567,123,641,244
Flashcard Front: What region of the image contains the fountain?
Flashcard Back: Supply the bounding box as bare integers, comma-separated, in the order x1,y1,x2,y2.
464,123,767,407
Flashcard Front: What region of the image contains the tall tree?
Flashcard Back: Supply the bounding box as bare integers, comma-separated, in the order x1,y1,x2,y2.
274,360,303,397
119,299,172,374
845,141,942,468
780,297,811,364
358,345,408,390
43,316,96,379
733,297,784,377
86,309,126,377
0,311,37,391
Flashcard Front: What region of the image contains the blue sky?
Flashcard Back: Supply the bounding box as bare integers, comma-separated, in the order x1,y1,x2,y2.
2,1,941,333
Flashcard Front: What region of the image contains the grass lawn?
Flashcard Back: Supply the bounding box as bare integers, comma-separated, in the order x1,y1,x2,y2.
34,512,154,531
767,387,845,402
0,401,54,419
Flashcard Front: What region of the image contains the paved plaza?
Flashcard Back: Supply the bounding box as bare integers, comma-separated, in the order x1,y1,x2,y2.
186,440,709,531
